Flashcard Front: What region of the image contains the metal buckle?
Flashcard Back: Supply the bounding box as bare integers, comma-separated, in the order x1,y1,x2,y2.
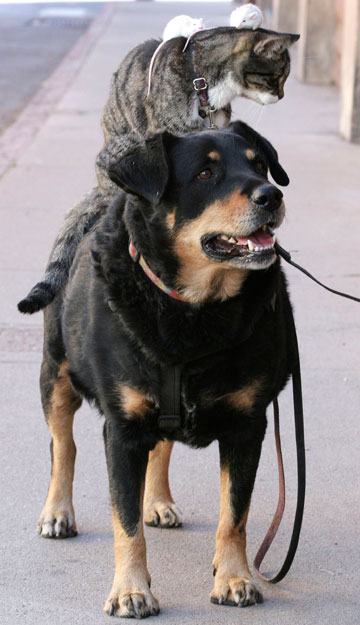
193,77,207,91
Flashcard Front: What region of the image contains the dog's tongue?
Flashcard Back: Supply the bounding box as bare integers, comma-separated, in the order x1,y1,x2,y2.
236,228,274,247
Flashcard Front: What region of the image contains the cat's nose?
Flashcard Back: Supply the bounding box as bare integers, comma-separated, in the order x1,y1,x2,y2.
252,185,283,212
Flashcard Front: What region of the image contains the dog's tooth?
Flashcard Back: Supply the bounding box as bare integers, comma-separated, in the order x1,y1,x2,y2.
255,246,260,252
229,237,236,243
219,234,229,241
247,240,255,252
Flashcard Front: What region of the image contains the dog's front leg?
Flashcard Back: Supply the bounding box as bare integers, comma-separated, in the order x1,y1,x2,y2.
144,440,183,528
103,420,160,619
211,435,265,608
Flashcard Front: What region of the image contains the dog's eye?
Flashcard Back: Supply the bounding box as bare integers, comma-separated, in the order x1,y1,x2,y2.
197,169,212,180
255,160,267,175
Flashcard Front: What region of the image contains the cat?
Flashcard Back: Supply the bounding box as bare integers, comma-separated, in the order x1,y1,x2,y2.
18,26,299,314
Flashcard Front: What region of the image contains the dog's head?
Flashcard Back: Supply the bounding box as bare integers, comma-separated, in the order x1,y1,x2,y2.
108,122,288,303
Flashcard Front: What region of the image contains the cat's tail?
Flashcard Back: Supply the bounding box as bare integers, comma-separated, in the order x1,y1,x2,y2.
18,281,57,314
18,189,103,315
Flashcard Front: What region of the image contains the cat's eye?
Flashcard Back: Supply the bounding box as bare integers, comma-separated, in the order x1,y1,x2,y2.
197,169,212,180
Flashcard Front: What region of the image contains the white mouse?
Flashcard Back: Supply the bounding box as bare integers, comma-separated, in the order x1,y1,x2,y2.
147,15,205,97
163,15,204,41
230,4,263,30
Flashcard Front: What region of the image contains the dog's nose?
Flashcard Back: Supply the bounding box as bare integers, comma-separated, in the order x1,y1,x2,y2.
252,185,283,212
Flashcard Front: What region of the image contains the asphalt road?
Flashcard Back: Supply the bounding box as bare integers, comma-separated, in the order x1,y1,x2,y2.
0,2,104,134
0,2,359,625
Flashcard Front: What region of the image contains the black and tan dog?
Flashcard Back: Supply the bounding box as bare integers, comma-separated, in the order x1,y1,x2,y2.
38,121,295,618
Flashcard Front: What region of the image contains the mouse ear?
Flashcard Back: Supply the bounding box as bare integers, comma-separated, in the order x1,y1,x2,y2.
108,134,172,204
228,121,289,186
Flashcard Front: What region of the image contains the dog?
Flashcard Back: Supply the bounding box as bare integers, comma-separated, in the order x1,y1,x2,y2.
37,121,295,618
18,27,298,316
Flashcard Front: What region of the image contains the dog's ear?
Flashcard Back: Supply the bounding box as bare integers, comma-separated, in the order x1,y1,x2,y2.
228,121,289,186
108,133,171,204
254,32,299,59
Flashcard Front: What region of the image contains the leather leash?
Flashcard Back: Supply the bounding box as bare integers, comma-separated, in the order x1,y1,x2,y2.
254,300,306,582
254,243,360,581
275,243,360,303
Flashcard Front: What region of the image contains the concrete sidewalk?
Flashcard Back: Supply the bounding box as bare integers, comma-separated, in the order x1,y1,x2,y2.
0,3,359,624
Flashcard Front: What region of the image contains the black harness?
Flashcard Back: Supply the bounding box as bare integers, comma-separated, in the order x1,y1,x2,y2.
158,364,182,431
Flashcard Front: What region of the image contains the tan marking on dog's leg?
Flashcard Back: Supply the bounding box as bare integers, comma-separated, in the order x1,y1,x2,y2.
211,466,263,607
203,379,262,413
38,360,82,539
225,380,262,412
116,383,154,420
144,440,183,528
104,502,160,618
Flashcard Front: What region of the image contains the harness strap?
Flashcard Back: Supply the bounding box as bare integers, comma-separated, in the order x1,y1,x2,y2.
188,41,219,129
159,364,182,431
254,298,306,583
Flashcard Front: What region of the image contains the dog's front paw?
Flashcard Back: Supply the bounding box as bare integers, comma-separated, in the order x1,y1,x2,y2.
144,501,183,528
37,506,77,538
210,577,263,607
104,588,160,619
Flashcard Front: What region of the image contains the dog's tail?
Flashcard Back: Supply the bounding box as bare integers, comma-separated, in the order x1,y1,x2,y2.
18,189,104,315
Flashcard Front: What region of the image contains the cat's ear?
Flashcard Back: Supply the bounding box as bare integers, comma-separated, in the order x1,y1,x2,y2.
108,133,172,204
254,32,299,58
228,121,289,186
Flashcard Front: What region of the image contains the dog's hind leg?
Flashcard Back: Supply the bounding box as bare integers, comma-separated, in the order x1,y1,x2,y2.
144,440,183,528
37,359,82,538
103,421,159,618
210,433,265,608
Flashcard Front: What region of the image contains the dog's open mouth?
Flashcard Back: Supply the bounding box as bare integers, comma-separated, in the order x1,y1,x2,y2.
202,225,276,262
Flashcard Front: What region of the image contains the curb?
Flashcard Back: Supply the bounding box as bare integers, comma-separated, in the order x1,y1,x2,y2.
0,4,115,181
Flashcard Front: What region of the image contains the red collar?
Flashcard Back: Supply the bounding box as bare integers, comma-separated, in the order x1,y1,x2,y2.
129,240,186,302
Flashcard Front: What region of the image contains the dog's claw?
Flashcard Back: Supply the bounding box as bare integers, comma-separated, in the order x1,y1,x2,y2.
210,577,262,608
144,501,183,529
37,509,77,539
104,589,159,618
